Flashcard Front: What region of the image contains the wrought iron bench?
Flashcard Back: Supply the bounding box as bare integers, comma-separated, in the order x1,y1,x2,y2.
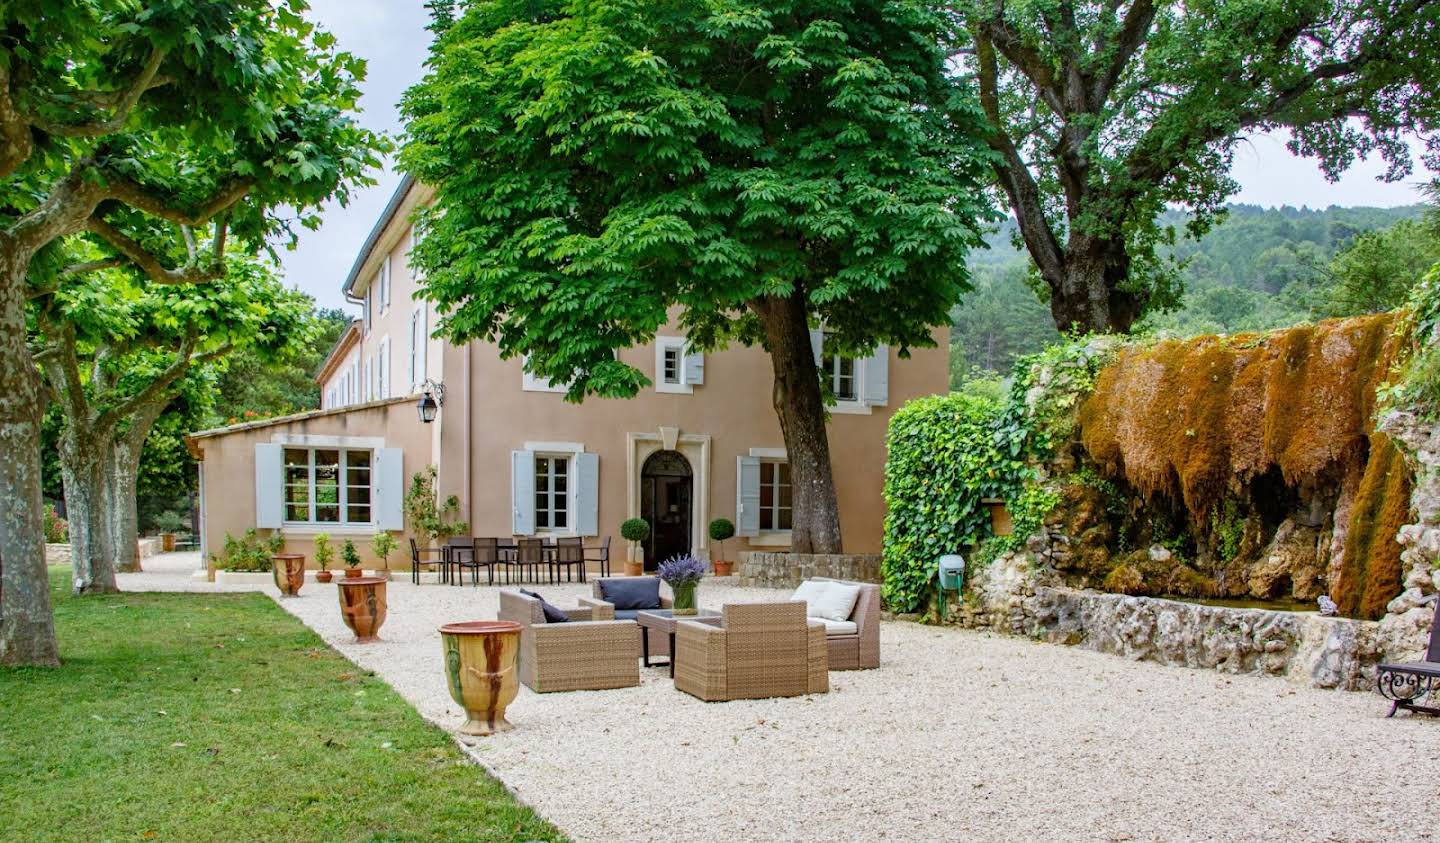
1377,594,1440,717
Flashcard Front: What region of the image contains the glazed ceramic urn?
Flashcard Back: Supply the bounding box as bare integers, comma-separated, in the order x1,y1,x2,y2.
271,553,306,597
337,577,387,642
439,621,522,736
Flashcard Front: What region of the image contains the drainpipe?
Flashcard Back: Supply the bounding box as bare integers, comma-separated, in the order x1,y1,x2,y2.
463,341,472,528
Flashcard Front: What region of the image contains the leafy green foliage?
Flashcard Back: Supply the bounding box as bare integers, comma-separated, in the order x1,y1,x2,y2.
620,518,651,543
313,532,333,572
708,517,735,562
401,0,994,397
1380,264,1440,420
402,466,468,544
881,391,1029,612
152,511,187,535
42,504,68,544
1210,498,1245,563
340,539,361,569
212,529,283,573
371,532,398,571
212,308,353,424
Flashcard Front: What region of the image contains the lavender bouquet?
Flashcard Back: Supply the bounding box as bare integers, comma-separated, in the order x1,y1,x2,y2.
658,554,706,615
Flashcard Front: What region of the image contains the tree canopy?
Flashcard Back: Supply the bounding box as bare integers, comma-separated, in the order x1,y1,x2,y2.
954,0,1440,333
402,0,994,551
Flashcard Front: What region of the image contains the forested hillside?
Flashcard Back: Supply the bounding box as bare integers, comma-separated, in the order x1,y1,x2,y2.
951,204,1433,384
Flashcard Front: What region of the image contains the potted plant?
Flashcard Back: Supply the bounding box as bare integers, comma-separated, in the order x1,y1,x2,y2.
341,539,363,579
708,517,736,576
404,465,469,547
620,518,649,576
313,532,334,583
657,554,706,616
154,510,187,552
371,531,398,580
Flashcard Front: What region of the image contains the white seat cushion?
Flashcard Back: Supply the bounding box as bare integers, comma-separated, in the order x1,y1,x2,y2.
796,580,861,622
817,618,858,635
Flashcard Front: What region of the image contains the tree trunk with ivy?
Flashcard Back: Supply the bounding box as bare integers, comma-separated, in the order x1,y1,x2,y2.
753,292,843,554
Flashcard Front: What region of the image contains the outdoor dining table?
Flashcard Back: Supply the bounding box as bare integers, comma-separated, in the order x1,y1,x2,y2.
438,538,587,586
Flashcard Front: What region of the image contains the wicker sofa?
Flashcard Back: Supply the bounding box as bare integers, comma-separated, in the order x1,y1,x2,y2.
673,601,829,701
497,589,640,693
589,576,674,657
803,577,881,670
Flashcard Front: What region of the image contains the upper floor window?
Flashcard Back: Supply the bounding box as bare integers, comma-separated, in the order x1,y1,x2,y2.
822,349,858,402
283,448,372,525
654,335,702,394
376,255,392,313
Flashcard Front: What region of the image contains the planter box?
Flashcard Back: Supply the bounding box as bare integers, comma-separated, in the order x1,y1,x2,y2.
214,571,273,586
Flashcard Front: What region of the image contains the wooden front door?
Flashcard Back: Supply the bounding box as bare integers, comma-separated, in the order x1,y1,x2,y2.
640,450,693,571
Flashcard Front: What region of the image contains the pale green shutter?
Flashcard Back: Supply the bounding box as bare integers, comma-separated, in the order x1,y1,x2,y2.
575,452,599,536
255,443,284,528
511,450,536,535
736,455,761,537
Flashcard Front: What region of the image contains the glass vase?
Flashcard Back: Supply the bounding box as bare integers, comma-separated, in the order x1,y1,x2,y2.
672,581,698,616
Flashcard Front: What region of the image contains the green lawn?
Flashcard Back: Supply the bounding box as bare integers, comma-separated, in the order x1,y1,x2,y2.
0,570,565,843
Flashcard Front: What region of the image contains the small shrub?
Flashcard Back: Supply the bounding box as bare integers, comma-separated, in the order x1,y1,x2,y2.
313,533,333,571
371,532,398,571
43,504,69,544
213,529,283,572
154,510,188,535
341,539,362,570
403,466,468,543
707,518,735,560
620,518,650,542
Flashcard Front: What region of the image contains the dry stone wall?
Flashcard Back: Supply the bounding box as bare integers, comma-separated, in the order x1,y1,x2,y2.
736,552,881,589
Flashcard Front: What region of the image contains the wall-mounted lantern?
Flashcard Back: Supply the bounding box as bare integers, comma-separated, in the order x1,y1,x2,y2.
417,379,446,424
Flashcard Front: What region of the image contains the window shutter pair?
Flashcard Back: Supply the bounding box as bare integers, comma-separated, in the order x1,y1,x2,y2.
735,455,762,537
254,444,402,530
510,450,598,535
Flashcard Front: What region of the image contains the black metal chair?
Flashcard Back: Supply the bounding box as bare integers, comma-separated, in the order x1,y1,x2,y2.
410,538,443,585
515,537,546,584
1377,594,1440,717
553,537,585,583
471,537,501,586
444,536,475,586
583,535,612,578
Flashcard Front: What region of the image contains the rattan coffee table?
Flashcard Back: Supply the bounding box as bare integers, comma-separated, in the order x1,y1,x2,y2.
635,608,722,677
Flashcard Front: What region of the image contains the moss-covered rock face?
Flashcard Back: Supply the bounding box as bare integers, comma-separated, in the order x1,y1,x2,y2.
1065,313,1413,619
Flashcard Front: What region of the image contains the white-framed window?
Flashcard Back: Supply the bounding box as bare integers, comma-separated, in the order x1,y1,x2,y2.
654,335,703,394
282,447,373,526
377,336,391,399
758,458,792,532
812,329,888,413
533,454,570,531
521,355,570,393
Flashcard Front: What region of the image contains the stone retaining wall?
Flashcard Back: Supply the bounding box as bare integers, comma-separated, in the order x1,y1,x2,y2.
44,537,165,567
736,551,882,589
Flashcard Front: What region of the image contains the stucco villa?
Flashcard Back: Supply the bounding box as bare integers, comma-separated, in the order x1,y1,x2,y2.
186,177,948,573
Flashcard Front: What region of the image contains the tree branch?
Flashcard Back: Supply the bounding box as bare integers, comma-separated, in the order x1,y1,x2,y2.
17,46,170,138
1092,0,1156,109
103,175,255,228
98,332,199,431
85,216,228,286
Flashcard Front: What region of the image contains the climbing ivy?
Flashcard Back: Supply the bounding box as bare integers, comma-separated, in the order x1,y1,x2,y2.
881,391,1030,612
1380,265,1440,420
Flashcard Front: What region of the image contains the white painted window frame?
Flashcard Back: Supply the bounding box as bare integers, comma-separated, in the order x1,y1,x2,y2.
745,447,793,545
654,335,692,394
520,355,570,393
280,446,375,530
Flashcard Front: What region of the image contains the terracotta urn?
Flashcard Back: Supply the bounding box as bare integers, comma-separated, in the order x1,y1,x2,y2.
439,621,522,736
316,570,334,583
337,577,387,642
271,553,306,597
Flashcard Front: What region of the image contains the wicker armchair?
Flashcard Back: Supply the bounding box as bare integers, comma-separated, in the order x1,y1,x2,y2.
590,577,673,657
674,601,828,701
497,589,641,693
808,577,881,670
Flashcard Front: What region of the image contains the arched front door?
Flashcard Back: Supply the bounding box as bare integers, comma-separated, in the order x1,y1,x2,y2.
640,449,693,571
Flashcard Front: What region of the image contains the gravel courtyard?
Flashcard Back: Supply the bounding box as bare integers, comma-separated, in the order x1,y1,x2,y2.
124,555,1440,843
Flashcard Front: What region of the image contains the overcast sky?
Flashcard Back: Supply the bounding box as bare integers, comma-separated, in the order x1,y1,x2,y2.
284,2,1435,312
